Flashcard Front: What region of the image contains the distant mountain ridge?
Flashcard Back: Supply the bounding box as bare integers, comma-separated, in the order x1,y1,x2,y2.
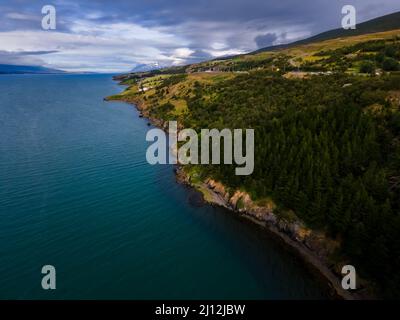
252,11,400,54
131,63,165,73
0,64,65,74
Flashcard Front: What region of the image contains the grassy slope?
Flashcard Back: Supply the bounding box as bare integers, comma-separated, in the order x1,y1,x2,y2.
111,28,400,109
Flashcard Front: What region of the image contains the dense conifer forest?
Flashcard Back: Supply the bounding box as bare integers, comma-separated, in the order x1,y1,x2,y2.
113,32,400,297
183,73,400,296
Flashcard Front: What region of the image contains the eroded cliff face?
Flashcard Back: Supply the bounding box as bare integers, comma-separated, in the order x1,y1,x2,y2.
206,179,312,241
176,166,340,267
175,166,369,298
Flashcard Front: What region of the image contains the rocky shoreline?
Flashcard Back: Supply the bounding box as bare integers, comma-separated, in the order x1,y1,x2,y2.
107,87,372,300
174,166,367,300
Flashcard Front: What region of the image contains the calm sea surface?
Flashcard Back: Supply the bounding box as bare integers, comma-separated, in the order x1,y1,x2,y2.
0,74,327,299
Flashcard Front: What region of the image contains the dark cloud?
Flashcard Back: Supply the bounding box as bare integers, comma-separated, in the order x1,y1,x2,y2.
15,50,59,55
2,1,399,33
254,33,278,48
0,50,44,65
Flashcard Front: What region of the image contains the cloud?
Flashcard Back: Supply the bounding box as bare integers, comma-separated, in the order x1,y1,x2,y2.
169,48,195,65
254,33,278,48
0,19,189,72
0,50,46,65
0,0,398,72
6,12,40,21
18,50,59,55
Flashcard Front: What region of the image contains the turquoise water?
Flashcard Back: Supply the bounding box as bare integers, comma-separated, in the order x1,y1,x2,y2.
0,74,327,299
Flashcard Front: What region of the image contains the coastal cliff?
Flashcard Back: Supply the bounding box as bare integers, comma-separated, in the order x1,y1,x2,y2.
174,166,369,300
102,24,400,300
107,88,371,300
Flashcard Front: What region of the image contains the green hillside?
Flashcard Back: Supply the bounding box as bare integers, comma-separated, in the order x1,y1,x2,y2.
111,22,400,298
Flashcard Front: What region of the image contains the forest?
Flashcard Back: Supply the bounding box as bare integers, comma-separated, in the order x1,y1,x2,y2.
114,35,400,297
182,72,400,297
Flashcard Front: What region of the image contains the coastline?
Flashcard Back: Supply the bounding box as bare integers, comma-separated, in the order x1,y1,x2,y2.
106,86,372,300
174,166,359,300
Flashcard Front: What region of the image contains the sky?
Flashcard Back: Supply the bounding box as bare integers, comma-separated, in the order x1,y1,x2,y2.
0,0,399,72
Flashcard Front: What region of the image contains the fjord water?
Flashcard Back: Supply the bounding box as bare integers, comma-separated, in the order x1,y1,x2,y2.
0,74,326,299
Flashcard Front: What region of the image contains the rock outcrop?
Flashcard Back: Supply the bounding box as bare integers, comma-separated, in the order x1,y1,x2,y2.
174,166,366,299
205,178,317,243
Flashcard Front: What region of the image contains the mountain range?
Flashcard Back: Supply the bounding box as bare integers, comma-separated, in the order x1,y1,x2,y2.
0,64,65,74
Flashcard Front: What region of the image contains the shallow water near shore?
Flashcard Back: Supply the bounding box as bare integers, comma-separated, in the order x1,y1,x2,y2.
0,74,328,299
